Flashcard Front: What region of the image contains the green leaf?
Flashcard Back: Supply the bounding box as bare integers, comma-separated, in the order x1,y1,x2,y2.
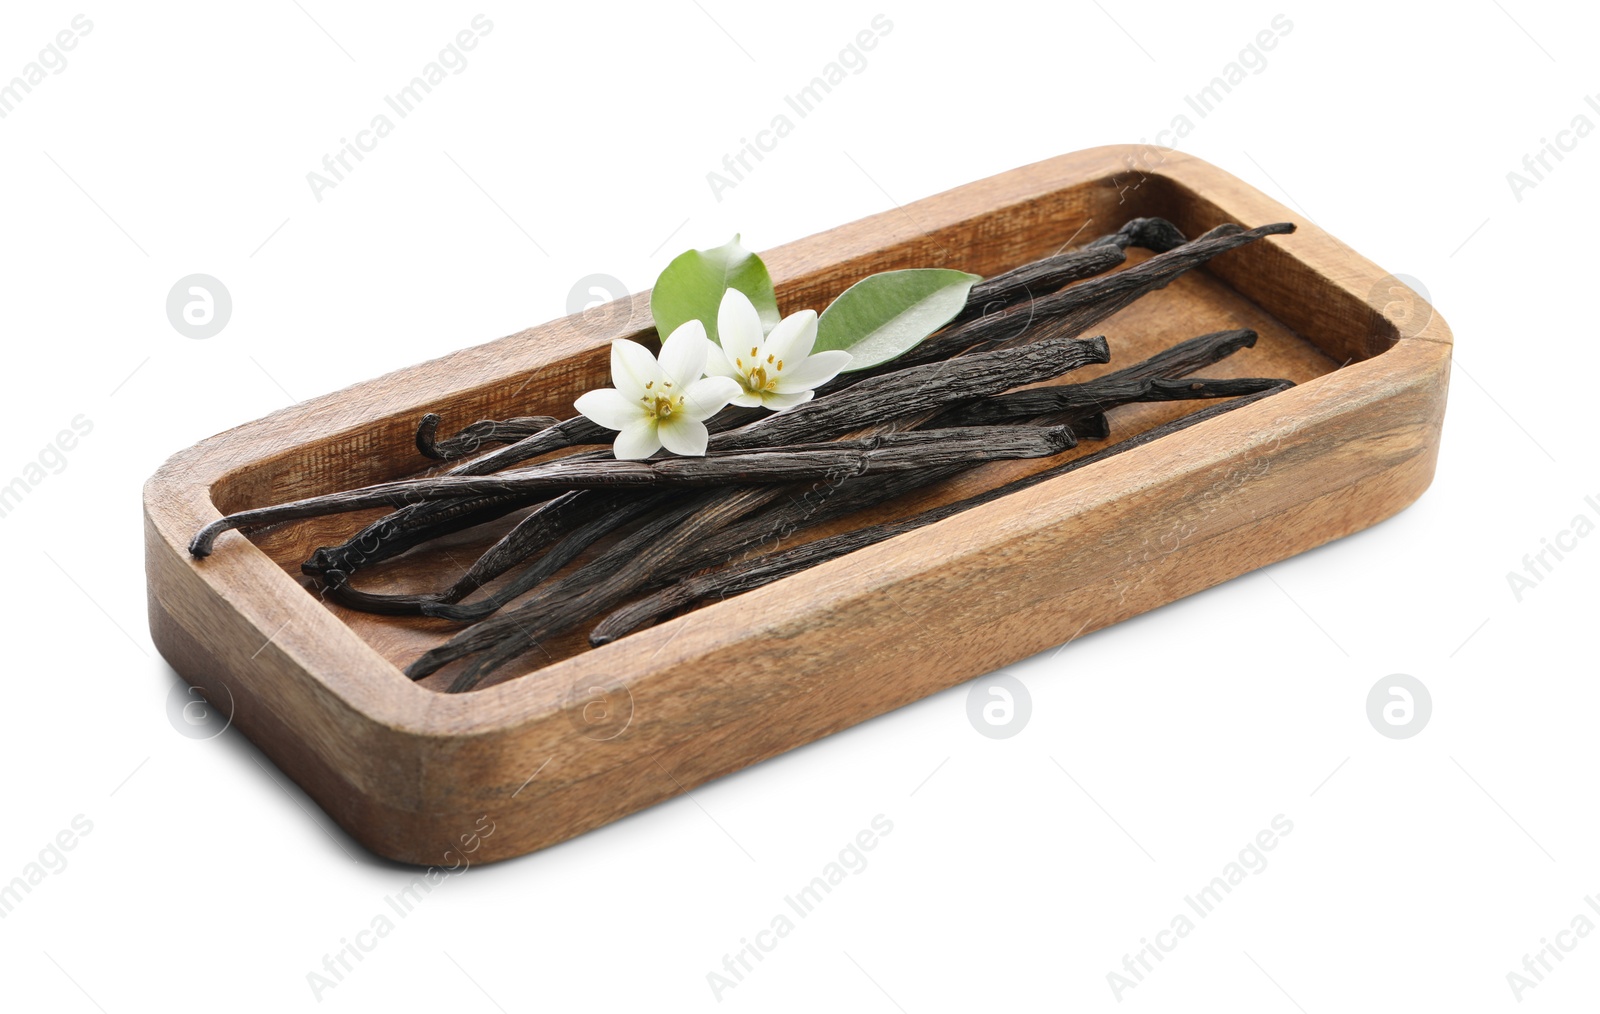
815,268,982,371
650,234,780,346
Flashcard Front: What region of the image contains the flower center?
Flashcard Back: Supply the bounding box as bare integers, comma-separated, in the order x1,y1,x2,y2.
641,380,682,420
733,347,784,394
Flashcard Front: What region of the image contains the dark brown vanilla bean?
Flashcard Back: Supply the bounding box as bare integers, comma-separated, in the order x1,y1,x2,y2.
1051,377,1289,430
928,329,1263,427
1143,377,1287,398
1087,216,1192,254
303,448,621,581
191,426,1080,556
952,245,1126,326
439,414,611,474
436,490,597,597
707,334,1109,452
875,222,1292,370
323,490,666,616
415,414,560,461
944,217,1187,328
1075,327,1259,383
416,404,770,463
641,459,989,597
590,382,1295,644
415,486,792,689
414,491,688,622
302,494,544,583
1075,414,1110,440
302,417,614,578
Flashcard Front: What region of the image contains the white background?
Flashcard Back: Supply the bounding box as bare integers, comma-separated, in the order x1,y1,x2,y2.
0,1,1595,1010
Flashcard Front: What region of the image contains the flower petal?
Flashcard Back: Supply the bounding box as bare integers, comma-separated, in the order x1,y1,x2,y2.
703,342,742,380
762,390,815,412
574,387,643,431
612,418,661,460
729,391,766,408
774,349,852,392
717,288,764,358
610,339,661,399
679,376,741,421
656,415,709,456
659,319,710,388
762,309,818,364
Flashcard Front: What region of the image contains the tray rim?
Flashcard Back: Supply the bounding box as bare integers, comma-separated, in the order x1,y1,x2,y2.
144,145,1452,857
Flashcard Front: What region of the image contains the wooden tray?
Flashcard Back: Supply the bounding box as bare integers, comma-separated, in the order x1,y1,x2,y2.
144,146,1451,865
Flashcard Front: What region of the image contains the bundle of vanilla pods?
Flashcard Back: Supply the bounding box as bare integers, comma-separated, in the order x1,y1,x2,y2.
189,218,1296,692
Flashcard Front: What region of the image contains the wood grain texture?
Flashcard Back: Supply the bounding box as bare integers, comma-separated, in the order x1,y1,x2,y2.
143,146,1451,864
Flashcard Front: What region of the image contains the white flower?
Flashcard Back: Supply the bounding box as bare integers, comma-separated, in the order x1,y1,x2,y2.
574,321,741,460
708,289,852,411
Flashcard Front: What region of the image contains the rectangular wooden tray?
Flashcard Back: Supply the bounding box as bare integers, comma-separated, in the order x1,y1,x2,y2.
144,146,1451,865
